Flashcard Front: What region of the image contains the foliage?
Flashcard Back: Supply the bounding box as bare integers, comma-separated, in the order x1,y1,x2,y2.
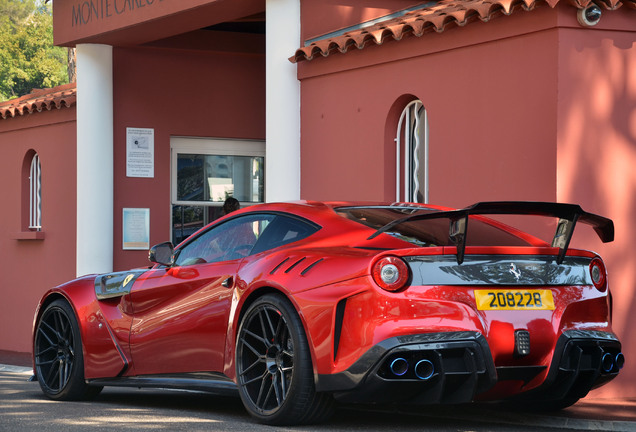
0,0,68,101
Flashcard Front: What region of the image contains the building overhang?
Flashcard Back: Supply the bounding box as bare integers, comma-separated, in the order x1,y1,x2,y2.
47,0,264,47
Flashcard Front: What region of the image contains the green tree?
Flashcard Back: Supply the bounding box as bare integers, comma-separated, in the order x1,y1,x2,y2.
0,0,68,101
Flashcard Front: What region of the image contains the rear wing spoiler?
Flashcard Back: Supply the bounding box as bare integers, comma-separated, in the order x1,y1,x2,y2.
367,201,614,264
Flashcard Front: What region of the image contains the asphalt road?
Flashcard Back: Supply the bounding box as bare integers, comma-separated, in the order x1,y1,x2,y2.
2,367,635,432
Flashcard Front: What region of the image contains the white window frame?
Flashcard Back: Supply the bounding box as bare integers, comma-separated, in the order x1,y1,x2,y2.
170,137,266,244
396,100,428,203
170,137,266,207
29,153,42,230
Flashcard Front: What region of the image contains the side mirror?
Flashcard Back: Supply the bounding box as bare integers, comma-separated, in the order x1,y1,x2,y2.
149,242,174,266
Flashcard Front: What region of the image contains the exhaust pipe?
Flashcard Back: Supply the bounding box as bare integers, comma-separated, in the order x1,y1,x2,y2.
389,358,409,376
414,359,434,380
601,352,615,373
615,353,625,370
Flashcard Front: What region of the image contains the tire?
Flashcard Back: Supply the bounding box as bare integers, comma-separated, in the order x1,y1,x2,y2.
235,294,335,425
34,299,102,400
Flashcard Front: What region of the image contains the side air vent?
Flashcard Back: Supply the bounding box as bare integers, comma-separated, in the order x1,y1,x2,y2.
270,257,324,276
285,257,306,273
333,298,347,360
301,258,324,276
269,257,290,275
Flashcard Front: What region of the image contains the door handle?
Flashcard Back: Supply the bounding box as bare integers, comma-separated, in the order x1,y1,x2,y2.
222,277,233,288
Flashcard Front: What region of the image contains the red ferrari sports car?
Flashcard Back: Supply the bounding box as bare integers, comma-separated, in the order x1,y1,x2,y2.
32,201,624,425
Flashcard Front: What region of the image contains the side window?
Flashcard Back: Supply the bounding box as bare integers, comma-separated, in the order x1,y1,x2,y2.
174,214,275,266
396,100,428,203
24,151,42,231
251,215,320,255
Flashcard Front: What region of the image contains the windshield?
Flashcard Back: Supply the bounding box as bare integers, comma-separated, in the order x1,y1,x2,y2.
335,206,531,247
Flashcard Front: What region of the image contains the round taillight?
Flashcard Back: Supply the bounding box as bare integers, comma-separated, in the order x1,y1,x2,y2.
589,258,607,292
372,256,410,292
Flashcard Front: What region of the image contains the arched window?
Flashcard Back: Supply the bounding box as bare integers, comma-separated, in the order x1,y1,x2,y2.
396,100,428,203
29,153,42,230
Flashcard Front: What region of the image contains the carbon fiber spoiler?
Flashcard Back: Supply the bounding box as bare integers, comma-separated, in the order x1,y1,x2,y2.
367,201,614,264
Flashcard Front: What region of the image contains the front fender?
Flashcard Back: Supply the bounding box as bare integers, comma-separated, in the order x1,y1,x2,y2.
33,277,131,380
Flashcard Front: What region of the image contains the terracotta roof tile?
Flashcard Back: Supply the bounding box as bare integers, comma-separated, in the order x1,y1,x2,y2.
291,0,636,63
0,83,76,120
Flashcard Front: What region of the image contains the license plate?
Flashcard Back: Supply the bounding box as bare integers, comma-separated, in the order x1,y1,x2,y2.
474,289,555,310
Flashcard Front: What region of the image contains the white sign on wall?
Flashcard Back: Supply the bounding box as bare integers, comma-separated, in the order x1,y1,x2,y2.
122,208,150,250
126,127,154,178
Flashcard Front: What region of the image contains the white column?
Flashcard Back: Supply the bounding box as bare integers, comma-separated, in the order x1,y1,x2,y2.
75,44,114,277
266,0,301,202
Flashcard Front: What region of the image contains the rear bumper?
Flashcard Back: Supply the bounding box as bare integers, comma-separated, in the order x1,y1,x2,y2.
514,329,622,403
315,330,621,404
316,331,497,403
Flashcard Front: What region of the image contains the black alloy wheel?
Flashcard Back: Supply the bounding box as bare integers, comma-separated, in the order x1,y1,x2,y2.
236,294,334,425
34,299,101,400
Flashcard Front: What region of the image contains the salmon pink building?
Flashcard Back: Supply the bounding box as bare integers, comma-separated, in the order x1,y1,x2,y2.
1,0,635,399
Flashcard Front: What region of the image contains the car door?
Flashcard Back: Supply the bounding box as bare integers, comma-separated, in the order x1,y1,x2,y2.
128,213,275,376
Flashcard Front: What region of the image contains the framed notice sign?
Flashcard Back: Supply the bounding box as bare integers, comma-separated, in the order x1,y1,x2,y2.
123,208,150,250
126,127,154,178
